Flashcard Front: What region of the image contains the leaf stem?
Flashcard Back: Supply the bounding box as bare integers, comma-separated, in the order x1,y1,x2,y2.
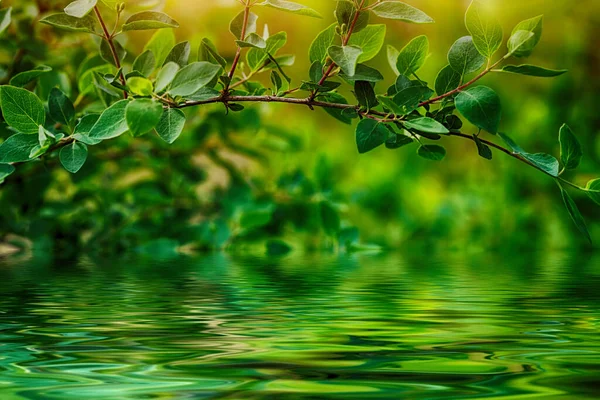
93,6,127,99
227,1,251,92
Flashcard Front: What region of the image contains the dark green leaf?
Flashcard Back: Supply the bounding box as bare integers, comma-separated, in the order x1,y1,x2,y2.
448,36,486,76
126,99,163,137
0,134,39,163
356,119,387,154
558,124,582,170
473,134,492,160
455,86,501,133
48,88,75,125
9,66,52,87
499,64,567,77
558,183,592,244
59,141,88,173
164,41,191,67
0,86,45,134
434,64,461,96
404,117,449,134
417,144,446,161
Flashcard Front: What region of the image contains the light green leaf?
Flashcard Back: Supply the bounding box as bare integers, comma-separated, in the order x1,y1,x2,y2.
164,41,191,67
559,124,582,170
40,12,97,33
199,38,227,68
404,117,449,134
558,183,592,244
356,118,387,154
507,30,535,57
509,15,543,57
448,36,486,76
498,64,567,78
59,141,88,173
370,1,434,23
230,10,258,40
132,50,156,77
465,0,503,58
328,45,363,77
144,29,176,67
386,45,400,75
123,11,179,31
455,86,501,133
127,76,154,96
236,33,267,49
155,108,186,144
417,144,446,161
258,0,322,18
73,114,103,145
309,23,336,64
48,88,75,125
88,99,129,139
340,64,383,82
9,65,52,87
64,0,97,18
434,64,461,96
396,35,428,77
0,7,12,35
126,99,163,137
585,179,600,206
168,62,222,97
347,24,386,63
154,62,180,93
0,86,45,134
247,31,287,71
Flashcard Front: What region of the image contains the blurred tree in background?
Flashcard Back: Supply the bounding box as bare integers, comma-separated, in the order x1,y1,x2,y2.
0,0,598,258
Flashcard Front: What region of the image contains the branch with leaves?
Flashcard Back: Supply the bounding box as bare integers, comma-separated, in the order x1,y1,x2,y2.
0,0,598,242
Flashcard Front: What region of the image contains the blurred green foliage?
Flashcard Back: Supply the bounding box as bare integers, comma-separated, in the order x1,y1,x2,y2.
0,0,598,258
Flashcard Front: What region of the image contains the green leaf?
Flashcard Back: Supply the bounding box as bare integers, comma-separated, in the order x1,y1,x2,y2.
0,86,45,134
59,141,88,173
247,32,287,71
127,76,154,96
240,206,274,231
100,39,126,66
266,239,292,256
259,0,322,18
320,201,340,235
370,1,434,23
347,24,386,63
0,7,11,35
168,62,222,97
473,134,492,160
164,41,191,67
404,117,449,134
9,65,52,87
465,0,503,58
126,99,163,137
340,64,383,83
40,12,97,33
155,108,186,144
448,36,486,76
434,65,461,96
396,35,428,77
155,62,180,93
328,45,363,77
236,33,267,49
522,153,559,177
455,86,501,133
318,92,354,125
584,179,600,206
132,50,156,77
230,10,258,40
64,0,97,18
499,64,567,78
354,81,378,109
0,164,15,181
122,11,179,31
417,144,446,161
199,38,227,69
48,88,75,125
73,114,102,145
356,118,387,154
507,30,535,57
336,1,369,34
559,124,582,170
558,183,592,244
144,29,176,67
0,134,39,163
509,15,543,57
386,45,400,75
88,99,129,139
309,23,336,64
386,133,414,149
392,85,433,114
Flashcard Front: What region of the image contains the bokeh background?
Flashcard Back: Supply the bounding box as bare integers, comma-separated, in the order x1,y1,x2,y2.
0,0,599,256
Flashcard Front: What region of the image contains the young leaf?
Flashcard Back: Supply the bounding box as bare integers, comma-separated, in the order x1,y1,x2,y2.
347,25,386,63
507,30,535,57
155,62,180,93
417,144,446,161
0,134,39,163
434,65,461,96
465,0,503,59
448,36,486,76
127,77,154,96
356,119,387,154
473,134,492,160
328,45,363,77
309,23,336,64
126,99,163,137
64,0,97,19
40,13,97,33
88,99,129,139
386,45,400,75
396,35,429,77
370,1,434,23
48,88,75,125
132,50,156,77
499,64,567,78
559,124,582,170
164,41,191,67
230,10,258,40
247,32,287,71
59,141,88,173
558,183,592,244
122,11,180,31
404,117,449,134
259,0,322,19
585,179,600,206
0,7,11,35
455,86,501,133
155,108,186,144
0,86,45,134
168,62,222,97
509,15,543,57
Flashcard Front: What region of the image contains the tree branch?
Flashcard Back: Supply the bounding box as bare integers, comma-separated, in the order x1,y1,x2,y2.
93,6,127,99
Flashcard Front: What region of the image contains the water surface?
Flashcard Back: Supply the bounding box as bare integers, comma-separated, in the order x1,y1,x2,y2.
0,252,599,399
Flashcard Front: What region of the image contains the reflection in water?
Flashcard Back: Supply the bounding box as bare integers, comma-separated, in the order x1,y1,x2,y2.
0,252,599,399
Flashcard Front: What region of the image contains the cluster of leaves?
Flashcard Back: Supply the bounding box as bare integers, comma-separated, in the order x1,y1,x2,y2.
0,0,598,246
